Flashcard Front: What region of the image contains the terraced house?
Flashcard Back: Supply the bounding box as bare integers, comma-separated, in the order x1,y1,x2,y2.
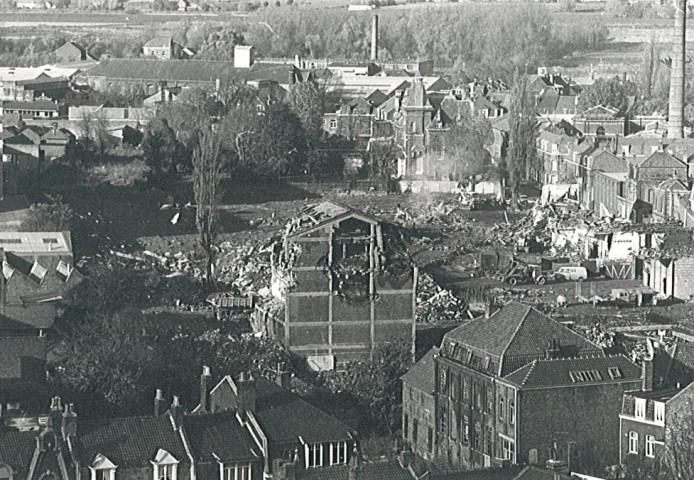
402,302,643,472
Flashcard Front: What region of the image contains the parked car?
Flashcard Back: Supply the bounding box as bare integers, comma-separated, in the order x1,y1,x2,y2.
552,266,588,282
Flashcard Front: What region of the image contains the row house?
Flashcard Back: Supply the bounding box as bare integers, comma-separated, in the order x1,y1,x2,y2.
402,302,642,473
619,357,694,472
578,150,628,216
534,122,592,185
0,366,358,480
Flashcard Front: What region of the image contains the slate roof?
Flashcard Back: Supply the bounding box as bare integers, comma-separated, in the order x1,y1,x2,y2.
183,411,260,463
253,378,354,444
502,355,640,389
592,150,627,173
662,337,694,387
431,465,525,480
0,335,46,379
638,151,687,169
401,347,437,394
0,431,37,474
77,413,188,467
443,302,601,376
299,461,411,480
84,59,295,85
3,101,59,112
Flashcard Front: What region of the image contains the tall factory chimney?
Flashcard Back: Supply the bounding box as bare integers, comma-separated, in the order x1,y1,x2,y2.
668,0,687,139
371,15,379,61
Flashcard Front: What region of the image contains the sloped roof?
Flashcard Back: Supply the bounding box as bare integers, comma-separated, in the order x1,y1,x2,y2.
287,202,379,239
0,431,37,474
0,335,45,379
77,413,188,468
3,101,59,112
592,150,627,173
656,178,689,191
144,37,173,49
299,461,411,480
639,151,687,169
431,466,525,480
253,378,354,444
443,302,601,376
401,347,438,394
502,355,640,389
182,411,260,463
84,59,295,85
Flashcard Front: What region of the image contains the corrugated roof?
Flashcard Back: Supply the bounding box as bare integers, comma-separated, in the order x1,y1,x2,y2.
77,413,188,468
183,411,260,463
502,355,640,389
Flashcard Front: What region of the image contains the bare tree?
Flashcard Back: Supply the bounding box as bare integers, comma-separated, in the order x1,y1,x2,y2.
506,70,537,209
192,125,224,282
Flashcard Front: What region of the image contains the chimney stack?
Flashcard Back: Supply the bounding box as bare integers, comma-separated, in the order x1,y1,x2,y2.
154,389,166,416
237,372,257,420
348,445,361,480
169,395,184,429
275,363,291,389
370,15,379,61
668,0,687,139
642,357,654,392
61,403,77,440
199,365,212,413
49,396,63,430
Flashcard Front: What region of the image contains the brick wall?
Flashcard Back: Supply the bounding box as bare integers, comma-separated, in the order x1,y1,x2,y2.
402,382,436,461
518,381,640,472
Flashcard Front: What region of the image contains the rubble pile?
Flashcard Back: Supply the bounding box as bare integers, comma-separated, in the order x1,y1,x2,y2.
416,273,469,324
215,240,275,296
583,322,615,348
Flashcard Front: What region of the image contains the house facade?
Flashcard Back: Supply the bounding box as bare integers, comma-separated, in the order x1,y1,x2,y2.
402,302,643,472
252,202,416,369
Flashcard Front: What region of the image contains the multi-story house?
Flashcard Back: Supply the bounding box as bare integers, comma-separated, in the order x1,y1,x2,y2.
143,37,184,60
578,149,628,216
402,348,438,461
251,202,417,369
619,364,694,471
402,302,643,472
573,105,626,150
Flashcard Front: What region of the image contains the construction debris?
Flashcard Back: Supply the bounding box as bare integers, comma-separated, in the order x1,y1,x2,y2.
416,273,468,324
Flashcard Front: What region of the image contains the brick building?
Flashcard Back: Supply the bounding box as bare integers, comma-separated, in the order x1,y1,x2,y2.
402,348,438,461
252,202,416,369
402,302,643,472
143,37,183,60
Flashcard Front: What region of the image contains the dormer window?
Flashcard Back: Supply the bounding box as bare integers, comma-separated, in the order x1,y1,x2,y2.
220,463,251,480
635,398,646,419
90,454,117,480
330,441,347,465
0,463,14,480
151,449,178,480
654,402,665,424
304,443,323,468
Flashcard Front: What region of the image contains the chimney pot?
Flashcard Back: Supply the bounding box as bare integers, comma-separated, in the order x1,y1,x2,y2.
172,395,180,406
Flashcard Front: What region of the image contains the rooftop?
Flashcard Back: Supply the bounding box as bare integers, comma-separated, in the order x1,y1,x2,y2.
182,411,260,464
0,232,72,254
502,355,640,389
401,347,438,394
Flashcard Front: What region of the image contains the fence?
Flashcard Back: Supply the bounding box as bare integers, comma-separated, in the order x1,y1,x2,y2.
279,176,387,193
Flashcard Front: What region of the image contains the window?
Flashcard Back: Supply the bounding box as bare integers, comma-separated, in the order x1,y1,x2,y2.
462,377,469,403
485,426,493,455
158,465,174,480
415,155,424,175
608,367,623,379
487,387,494,413
410,121,416,133
438,403,447,434
502,438,515,461
403,414,409,440
330,441,347,465
221,464,250,480
473,422,481,450
427,427,433,453
90,455,117,480
645,435,655,458
412,419,418,443
439,367,448,394
0,463,12,480
509,398,515,425
635,398,646,419
498,396,504,420
329,119,337,129
654,402,665,424
461,416,469,445
151,449,178,480
305,443,323,468
628,431,638,454
569,370,602,382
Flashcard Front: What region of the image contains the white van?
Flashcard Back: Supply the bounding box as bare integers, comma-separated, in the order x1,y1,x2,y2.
552,266,588,282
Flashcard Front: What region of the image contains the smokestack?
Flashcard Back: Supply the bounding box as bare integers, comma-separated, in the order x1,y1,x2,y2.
668,0,687,139
371,15,378,61
199,365,211,413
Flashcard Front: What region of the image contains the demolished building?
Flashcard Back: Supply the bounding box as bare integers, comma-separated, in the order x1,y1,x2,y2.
251,202,417,370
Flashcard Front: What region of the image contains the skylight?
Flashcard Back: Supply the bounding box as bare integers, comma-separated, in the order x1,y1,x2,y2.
569,370,602,383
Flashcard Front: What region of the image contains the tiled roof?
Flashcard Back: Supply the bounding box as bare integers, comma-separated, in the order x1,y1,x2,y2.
502,355,640,389
77,413,188,468
182,411,260,463
401,347,437,393
0,431,37,474
431,465,525,480
3,101,59,112
298,461,411,480
592,150,627,173
640,150,687,169
84,59,295,85
0,335,45,379
443,302,601,376
663,338,694,387
254,378,354,444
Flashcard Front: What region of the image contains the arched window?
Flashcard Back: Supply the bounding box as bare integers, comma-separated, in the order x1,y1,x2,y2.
596,126,605,137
